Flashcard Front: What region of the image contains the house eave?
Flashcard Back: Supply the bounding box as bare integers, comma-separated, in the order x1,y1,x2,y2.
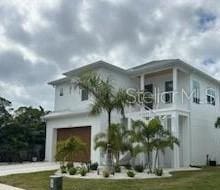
44,110,90,120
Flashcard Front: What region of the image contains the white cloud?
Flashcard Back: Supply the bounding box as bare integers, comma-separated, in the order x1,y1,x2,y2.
0,0,220,109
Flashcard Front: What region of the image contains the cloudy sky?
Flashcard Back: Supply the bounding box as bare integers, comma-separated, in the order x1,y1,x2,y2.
0,0,220,110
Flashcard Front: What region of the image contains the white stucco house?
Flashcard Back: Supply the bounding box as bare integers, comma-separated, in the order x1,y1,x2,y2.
45,59,220,168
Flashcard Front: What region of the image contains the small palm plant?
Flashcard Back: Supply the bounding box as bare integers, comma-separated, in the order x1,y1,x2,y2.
151,119,179,170
94,123,130,166
55,136,86,166
128,118,179,173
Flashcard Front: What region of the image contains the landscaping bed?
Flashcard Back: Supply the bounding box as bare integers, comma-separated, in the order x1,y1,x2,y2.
0,167,219,190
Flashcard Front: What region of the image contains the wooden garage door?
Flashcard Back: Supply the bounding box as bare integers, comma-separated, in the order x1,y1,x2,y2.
57,126,91,162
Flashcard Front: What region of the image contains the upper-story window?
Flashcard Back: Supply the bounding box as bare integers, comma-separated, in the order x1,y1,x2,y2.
165,81,173,104
207,88,215,106
81,88,88,101
69,86,72,95
193,80,200,104
59,87,64,96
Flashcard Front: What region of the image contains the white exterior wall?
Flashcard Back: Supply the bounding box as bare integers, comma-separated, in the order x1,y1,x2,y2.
46,62,220,167
54,68,136,112
177,70,190,110
46,67,136,162
45,113,102,163
190,73,220,165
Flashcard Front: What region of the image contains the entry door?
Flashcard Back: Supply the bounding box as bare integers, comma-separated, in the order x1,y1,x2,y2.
144,84,153,110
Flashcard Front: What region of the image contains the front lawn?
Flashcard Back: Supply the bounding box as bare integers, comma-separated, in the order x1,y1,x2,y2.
0,167,220,190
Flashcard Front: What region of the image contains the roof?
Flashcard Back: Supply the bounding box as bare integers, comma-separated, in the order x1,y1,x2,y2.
44,109,90,119
128,59,220,84
48,60,127,85
48,77,69,85
63,60,127,76
48,59,220,86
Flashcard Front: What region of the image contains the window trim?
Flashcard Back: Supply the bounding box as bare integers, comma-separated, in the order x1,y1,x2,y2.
165,80,173,104
192,80,200,104
81,88,89,101
59,87,64,96
206,88,215,106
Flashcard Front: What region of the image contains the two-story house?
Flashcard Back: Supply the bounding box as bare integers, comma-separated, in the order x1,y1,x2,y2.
44,59,220,168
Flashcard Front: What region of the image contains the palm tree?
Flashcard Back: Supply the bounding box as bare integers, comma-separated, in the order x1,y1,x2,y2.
74,71,136,171
94,123,130,165
128,118,179,173
126,120,144,167
151,119,179,170
55,136,86,165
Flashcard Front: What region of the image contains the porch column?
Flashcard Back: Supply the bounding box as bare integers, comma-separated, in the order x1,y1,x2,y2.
140,74,145,111
173,67,178,106
171,112,180,168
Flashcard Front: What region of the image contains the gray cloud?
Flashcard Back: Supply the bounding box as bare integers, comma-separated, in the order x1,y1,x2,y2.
0,0,220,109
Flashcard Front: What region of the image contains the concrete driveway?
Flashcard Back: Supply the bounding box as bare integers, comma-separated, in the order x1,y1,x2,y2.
0,162,59,176
0,162,59,190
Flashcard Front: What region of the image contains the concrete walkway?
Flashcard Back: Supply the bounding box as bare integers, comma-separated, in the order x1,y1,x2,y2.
0,162,59,190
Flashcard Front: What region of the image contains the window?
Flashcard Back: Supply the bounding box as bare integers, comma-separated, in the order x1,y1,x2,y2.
59,87,64,96
193,80,200,104
207,88,215,106
144,84,153,110
69,86,72,95
165,81,173,103
81,88,88,101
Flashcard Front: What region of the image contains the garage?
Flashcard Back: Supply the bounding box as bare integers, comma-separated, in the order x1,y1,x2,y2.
57,126,91,162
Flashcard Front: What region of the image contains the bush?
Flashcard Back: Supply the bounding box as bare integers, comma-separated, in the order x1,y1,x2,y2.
124,164,132,170
90,162,99,170
127,170,135,178
103,170,110,178
66,162,74,170
134,165,144,173
155,168,163,176
114,164,121,173
80,167,87,176
69,167,77,175
61,167,67,174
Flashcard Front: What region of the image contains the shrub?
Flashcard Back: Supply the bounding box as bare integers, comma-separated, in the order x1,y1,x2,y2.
124,164,132,170
134,165,144,173
127,170,135,178
66,162,74,170
80,167,87,176
61,167,67,174
155,168,163,176
86,162,91,172
69,167,77,175
102,170,110,178
90,162,99,170
114,164,121,173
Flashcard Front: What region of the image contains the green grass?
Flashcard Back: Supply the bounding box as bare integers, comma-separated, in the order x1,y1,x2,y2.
0,167,220,190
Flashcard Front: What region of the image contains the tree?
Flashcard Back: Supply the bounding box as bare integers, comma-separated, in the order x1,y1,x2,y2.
0,96,12,129
94,123,130,165
0,104,48,162
128,118,179,173
55,136,86,165
151,119,179,170
74,71,136,171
